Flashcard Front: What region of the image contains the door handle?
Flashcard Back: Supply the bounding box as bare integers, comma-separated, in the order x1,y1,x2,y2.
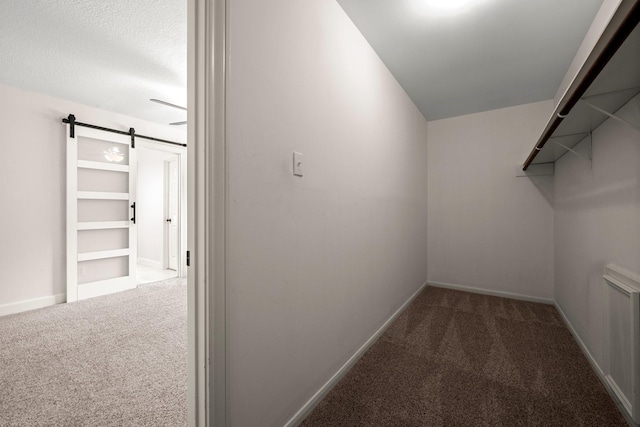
166,218,172,223
131,202,136,224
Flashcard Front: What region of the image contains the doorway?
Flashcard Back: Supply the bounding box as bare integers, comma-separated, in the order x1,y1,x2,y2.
137,141,187,285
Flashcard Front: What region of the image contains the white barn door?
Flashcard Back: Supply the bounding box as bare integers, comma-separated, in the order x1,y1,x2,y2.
66,123,137,302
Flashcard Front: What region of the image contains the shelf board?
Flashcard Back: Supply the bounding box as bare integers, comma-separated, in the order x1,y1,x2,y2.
525,3,640,168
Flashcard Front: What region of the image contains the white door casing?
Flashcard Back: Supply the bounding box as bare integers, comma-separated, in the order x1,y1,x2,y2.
137,139,187,278
66,124,137,302
188,0,227,424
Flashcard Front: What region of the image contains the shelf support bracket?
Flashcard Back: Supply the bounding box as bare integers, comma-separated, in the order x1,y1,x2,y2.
552,132,592,162
580,99,640,133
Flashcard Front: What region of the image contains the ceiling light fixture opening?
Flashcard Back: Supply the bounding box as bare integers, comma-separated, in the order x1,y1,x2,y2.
415,0,486,16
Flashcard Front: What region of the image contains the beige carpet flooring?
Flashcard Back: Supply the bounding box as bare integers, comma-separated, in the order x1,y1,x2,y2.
0,278,186,427
302,286,627,426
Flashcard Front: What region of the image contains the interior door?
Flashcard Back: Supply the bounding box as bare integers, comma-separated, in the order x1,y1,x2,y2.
166,157,179,271
66,125,137,302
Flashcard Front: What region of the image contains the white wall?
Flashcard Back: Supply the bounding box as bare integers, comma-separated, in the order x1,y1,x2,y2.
554,93,640,369
427,100,555,300
0,83,185,311
225,0,429,425
137,148,169,267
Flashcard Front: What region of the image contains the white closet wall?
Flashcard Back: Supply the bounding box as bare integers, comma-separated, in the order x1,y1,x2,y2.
554,93,640,370
427,100,555,300
225,0,429,425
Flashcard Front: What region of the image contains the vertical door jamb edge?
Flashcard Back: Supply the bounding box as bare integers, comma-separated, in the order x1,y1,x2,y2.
188,0,228,425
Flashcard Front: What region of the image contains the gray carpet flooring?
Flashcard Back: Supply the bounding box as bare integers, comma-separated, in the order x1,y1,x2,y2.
302,286,627,426
0,278,187,427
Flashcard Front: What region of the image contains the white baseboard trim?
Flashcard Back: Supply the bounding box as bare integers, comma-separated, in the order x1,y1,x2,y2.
554,302,605,377
284,281,428,427
137,258,163,269
555,302,638,427
428,280,554,305
0,293,66,317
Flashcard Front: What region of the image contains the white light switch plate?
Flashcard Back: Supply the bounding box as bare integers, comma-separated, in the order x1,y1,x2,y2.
293,152,303,177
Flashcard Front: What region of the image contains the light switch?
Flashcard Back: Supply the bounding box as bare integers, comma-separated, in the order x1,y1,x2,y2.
293,152,303,177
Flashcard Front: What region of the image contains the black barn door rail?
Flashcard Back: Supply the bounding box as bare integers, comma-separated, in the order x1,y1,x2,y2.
62,114,186,147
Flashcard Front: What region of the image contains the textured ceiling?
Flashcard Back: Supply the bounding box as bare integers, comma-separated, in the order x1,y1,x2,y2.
0,1,604,125
0,0,186,127
337,0,604,120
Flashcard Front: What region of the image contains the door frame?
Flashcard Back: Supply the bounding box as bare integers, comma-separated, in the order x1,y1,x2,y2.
188,0,227,425
137,140,187,279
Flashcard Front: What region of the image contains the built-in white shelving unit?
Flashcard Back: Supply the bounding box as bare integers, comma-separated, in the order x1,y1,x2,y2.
523,1,640,169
